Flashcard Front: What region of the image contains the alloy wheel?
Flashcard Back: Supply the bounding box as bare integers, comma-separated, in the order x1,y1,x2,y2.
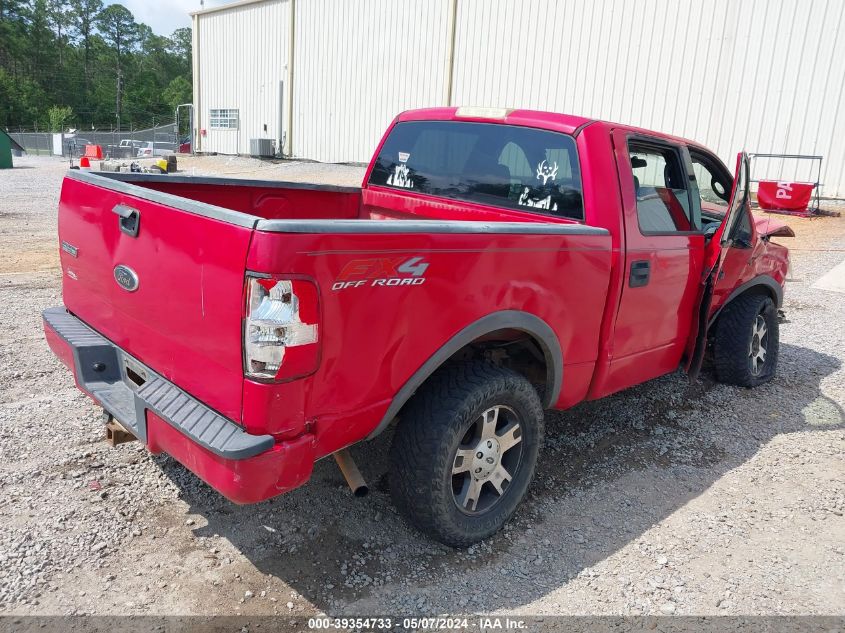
451,405,524,514
749,313,768,375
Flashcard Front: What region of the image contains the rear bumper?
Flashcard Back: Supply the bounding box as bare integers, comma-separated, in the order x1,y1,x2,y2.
43,307,315,503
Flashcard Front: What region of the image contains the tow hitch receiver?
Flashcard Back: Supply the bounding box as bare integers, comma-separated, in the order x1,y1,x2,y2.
104,414,137,447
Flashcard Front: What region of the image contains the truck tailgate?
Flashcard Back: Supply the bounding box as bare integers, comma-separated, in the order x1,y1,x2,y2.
58,172,256,422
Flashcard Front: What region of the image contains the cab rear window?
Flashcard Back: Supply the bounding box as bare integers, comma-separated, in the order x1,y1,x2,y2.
369,121,584,220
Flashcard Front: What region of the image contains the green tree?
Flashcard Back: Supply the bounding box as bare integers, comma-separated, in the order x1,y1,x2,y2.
69,0,103,97
47,104,73,131
0,1,27,70
96,3,137,124
162,75,191,112
96,3,137,69
168,27,191,78
0,68,48,128
27,0,57,77
0,1,191,129
0,0,26,18
47,0,71,66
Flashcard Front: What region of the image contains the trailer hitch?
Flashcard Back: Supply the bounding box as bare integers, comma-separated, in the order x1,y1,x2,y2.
103,413,138,447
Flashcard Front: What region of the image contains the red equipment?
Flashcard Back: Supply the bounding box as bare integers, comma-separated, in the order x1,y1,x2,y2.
83,144,103,160
757,180,815,213
749,153,823,217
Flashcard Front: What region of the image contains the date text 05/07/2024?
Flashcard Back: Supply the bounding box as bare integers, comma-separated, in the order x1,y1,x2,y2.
307,616,528,630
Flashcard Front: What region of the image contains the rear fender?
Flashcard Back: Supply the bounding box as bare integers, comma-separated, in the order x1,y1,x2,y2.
366,310,563,439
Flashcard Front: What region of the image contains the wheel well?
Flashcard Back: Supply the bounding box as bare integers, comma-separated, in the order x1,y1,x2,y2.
710,281,780,330
366,311,563,440
378,331,550,437
738,284,776,300
441,329,550,399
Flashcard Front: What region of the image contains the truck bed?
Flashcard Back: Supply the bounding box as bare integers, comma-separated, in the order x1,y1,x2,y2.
57,170,612,459
95,172,363,221
92,171,592,228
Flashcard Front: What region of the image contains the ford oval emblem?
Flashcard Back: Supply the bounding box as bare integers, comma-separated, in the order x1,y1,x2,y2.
113,265,139,292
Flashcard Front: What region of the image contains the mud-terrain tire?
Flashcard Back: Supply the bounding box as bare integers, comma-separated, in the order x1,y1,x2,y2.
389,361,544,547
712,293,779,387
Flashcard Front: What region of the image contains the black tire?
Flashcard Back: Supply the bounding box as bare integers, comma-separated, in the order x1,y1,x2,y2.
389,361,544,548
712,293,779,387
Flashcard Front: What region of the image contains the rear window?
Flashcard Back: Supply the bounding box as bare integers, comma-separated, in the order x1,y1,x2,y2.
369,121,583,220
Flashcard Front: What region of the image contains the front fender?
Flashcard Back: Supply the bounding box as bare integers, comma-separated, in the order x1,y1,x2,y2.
709,274,784,327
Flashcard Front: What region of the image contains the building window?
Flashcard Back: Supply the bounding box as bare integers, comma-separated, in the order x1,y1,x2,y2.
209,109,239,130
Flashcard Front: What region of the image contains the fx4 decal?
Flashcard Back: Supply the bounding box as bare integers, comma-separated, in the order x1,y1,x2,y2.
332,256,429,291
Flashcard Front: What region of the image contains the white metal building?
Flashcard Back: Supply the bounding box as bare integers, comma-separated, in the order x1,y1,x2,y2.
192,0,845,197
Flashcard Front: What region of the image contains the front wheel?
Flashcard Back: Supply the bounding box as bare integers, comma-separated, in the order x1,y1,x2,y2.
389,362,544,547
712,293,779,387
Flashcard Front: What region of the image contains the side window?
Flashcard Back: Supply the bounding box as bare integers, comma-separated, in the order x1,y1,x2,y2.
691,154,731,205
628,141,696,233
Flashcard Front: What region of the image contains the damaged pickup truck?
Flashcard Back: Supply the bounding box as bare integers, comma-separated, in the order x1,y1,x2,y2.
44,107,792,546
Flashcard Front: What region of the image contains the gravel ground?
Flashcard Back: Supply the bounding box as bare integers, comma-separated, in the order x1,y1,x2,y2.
0,155,843,617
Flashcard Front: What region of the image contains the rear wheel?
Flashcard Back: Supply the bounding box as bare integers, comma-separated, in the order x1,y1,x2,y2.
389,362,543,547
712,293,779,387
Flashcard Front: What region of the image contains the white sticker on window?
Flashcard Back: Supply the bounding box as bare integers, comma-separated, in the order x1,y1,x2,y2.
387,163,414,189
398,152,410,163
518,187,558,211
536,159,558,185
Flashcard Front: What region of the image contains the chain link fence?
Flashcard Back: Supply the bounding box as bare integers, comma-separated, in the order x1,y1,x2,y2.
6,131,53,156
8,123,179,159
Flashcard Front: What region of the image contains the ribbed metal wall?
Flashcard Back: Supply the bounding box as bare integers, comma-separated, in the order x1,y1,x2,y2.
452,0,845,197
291,0,451,163
194,0,845,197
194,0,289,156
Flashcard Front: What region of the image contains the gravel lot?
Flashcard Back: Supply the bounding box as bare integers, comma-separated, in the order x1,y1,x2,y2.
1,155,843,617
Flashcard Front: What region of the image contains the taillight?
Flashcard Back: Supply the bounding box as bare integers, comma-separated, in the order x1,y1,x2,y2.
244,276,320,381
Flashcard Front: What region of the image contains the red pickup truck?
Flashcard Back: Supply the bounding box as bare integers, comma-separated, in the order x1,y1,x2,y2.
45,107,791,546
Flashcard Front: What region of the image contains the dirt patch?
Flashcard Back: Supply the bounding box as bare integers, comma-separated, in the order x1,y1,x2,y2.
0,246,59,274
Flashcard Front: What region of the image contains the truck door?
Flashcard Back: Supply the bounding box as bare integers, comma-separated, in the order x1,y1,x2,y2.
686,152,751,377
601,130,705,394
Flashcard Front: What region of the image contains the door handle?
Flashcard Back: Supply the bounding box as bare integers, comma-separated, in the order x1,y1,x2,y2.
112,204,140,237
629,260,651,287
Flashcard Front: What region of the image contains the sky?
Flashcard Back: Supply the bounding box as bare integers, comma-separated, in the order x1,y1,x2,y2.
105,0,232,36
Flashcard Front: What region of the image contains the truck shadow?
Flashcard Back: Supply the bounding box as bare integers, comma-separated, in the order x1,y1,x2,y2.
163,342,842,613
